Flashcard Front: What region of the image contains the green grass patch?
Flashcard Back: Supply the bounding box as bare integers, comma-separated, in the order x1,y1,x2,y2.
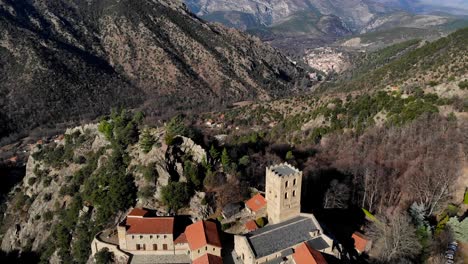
362,208,377,222
464,188,468,205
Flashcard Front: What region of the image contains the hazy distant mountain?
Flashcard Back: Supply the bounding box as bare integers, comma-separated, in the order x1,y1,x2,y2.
372,0,468,15
0,0,309,142
186,0,392,31
186,0,468,55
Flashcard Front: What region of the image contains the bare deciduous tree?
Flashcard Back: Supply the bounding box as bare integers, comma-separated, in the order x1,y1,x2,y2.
323,179,350,209
407,156,459,216
368,212,422,263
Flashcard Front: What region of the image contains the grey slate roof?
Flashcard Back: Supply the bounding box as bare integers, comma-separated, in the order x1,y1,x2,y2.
222,202,242,218
246,216,319,258
307,236,329,251
271,164,297,176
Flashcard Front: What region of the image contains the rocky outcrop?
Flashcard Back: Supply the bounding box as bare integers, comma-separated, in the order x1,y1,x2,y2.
0,125,209,254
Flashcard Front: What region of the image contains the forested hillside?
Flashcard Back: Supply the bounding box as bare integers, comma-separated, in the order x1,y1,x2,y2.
0,0,309,144
324,27,468,92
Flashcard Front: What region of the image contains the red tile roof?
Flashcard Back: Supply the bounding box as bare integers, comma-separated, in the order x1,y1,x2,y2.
352,232,370,253
125,217,174,234
192,254,223,264
174,233,188,244
128,208,149,217
293,242,327,264
185,221,222,250
245,194,267,212
245,220,258,232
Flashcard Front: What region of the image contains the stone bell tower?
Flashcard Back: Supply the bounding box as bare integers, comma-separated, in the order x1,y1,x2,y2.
265,163,302,224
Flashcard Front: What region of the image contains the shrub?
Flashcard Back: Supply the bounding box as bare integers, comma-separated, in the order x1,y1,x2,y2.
43,176,53,187
98,120,113,140
458,80,468,90
14,193,29,210
138,186,156,199
141,163,157,182
95,248,114,264
43,193,52,202
256,217,267,228
43,211,54,222
28,177,37,186
464,188,468,205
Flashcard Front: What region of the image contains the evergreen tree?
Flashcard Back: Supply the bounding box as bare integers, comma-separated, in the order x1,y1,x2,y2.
140,129,155,153
221,148,230,170
209,145,219,161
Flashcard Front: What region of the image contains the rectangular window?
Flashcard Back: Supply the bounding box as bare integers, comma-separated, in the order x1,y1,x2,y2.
136,244,141,250
285,181,289,188
293,190,296,197
132,235,134,239
293,178,297,186
153,244,158,250
143,244,146,250
163,244,168,250
285,192,288,199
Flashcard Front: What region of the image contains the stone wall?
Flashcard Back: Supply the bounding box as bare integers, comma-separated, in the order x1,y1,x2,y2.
234,235,256,264
91,234,130,264
190,245,222,260
123,233,174,253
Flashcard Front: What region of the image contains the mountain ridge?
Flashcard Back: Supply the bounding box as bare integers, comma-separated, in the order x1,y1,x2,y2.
0,0,310,144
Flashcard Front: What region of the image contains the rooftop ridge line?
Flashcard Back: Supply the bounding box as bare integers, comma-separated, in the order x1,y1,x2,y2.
249,217,311,239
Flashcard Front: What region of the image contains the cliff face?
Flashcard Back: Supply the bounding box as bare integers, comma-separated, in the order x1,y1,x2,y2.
0,0,309,141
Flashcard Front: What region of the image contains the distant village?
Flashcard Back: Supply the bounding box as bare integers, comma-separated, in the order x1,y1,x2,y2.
91,163,371,264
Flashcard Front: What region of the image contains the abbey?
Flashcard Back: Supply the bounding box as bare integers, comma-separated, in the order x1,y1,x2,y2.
234,163,336,264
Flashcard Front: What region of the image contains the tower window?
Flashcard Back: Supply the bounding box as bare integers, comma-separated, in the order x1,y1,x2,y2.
293,190,296,197
285,192,288,199
293,178,297,186
285,181,289,188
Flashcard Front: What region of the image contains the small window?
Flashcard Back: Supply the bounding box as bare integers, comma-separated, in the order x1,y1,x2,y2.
213,247,215,251
157,235,159,239
285,181,289,188
293,190,296,197
163,235,167,239
136,244,141,250
150,235,153,239
293,178,297,186
198,250,200,253
285,192,288,199
132,235,134,239
163,244,168,250
153,244,158,250
140,235,143,239
205,246,208,250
